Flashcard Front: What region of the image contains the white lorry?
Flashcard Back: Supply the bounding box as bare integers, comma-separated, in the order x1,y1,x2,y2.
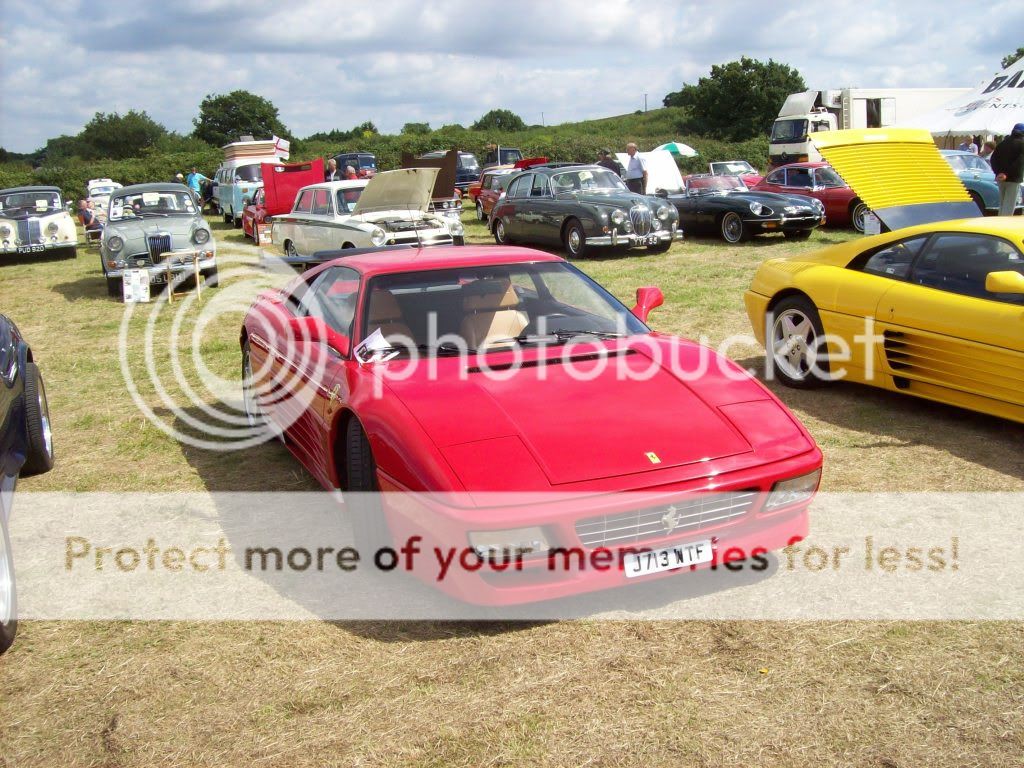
769,88,969,167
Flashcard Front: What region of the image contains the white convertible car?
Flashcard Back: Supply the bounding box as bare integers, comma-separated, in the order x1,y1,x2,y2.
270,168,463,266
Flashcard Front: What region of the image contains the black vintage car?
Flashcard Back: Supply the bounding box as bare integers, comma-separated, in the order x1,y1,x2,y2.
666,175,825,243
0,312,54,654
489,165,682,258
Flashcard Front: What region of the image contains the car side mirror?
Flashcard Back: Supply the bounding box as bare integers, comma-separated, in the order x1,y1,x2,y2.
632,286,664,323
985,270,1024,295
288,316,351,357
242,196,252,206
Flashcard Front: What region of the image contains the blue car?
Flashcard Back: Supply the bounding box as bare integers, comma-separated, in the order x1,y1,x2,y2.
0,312,54,654
941,150,1022,214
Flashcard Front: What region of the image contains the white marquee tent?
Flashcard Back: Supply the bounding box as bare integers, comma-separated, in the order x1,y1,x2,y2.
899,57,1024,142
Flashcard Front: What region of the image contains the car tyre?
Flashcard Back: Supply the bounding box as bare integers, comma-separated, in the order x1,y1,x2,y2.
0,511,16,656
223,209,232,224
784,229,813,240
285,241,300,259
22,362,55,476
767,295,831,389
106,277,123,299
563,219,589,258
720,212,747,244
203,266,219,288
493,218,513,245
968,191,986,214
850,200,869,233
345,418,391,553
475,201,487,222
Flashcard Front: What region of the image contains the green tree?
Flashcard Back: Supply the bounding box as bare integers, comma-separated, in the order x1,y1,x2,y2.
1002,46,1024,69
78,110,166,159
471,109,527,132
193,90,291,147
401,122,431,135
663,57,806,141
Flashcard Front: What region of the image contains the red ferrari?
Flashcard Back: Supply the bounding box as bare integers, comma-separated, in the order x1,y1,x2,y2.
241,246,822,604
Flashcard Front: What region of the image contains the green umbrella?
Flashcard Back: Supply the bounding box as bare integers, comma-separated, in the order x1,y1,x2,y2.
654,141,699,158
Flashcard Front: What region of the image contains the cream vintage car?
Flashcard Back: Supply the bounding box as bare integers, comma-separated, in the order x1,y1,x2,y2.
270,168,463,267
0,186,78,260
86,178,123,222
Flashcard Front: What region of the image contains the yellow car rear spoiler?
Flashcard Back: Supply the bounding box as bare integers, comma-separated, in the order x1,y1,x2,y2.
811,128,980,231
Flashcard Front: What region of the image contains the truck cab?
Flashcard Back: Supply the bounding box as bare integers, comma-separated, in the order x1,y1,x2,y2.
769,92,838,167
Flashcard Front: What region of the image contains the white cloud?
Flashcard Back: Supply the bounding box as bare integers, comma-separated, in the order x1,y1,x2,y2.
0,0,1021,151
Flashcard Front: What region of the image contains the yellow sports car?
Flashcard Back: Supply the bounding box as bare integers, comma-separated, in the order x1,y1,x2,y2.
746,128,1024,424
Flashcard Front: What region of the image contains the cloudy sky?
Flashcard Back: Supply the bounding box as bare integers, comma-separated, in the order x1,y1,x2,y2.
1,0,1021,152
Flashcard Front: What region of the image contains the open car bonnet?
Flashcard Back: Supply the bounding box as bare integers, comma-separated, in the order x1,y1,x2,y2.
811,128,979,230
352,168,440,215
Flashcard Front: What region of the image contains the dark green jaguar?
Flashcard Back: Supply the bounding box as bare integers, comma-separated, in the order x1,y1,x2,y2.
489,165,682,257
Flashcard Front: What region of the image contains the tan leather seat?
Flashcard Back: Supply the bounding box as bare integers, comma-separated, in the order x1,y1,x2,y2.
367,290,412,344
460,280,528,349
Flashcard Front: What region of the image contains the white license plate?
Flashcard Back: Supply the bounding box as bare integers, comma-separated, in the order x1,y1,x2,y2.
623,538,713,579
17,244,44,253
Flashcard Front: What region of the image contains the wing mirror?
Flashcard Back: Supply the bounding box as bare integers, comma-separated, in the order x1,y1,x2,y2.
288,316,350,357
242,196,252,206
985,270,1024,295
632,286,664,323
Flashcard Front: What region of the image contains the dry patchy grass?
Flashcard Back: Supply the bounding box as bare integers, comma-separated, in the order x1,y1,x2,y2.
0,215,1021,766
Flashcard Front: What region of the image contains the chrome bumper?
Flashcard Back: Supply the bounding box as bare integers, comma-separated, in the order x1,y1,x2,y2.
590,227,682,247
106,251,216,278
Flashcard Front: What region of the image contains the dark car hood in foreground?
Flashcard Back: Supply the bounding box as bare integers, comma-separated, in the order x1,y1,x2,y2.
381,344,757,490
669,190,819,209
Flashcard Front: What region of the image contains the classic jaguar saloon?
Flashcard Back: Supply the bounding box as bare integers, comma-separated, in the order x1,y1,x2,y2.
0,186,78,260
489,165,682,258
241,246,822,604
99,183,217,299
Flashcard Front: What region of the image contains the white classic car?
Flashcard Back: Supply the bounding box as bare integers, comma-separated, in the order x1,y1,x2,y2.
0,186,78,260
270,168,464,267
86,178,123,221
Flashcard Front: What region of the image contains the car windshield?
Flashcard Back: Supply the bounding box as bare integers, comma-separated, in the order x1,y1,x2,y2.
89,186,117,196
685,176,746,195
815,167,845,187
712,161,754,175
109,190,197,220
459,153,480,172
551,169,627,193
335,187,364,214
771,119,808,143
351,261,647,355
0,191,62,212
499,148,523,164
235,164,262,182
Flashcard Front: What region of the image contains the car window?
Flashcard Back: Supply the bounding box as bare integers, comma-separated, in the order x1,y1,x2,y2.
765,169,784,185
786,168,813,187
294,190,314,214
530,174,550,197
303,266,360,338
254,189,264,206
507,175,530,199
856,235,929,279
911,234,1024,303
961,155,991,173
944,155,966,172
312,188,331,216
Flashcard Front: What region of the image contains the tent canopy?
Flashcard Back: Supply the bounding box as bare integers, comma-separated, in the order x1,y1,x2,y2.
898,57,1024,136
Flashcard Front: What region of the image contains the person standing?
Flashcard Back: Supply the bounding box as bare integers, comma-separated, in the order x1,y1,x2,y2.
623,143,647,194
990,123,1024,216
324,158,340,181
957,137,979,154
186,167,209,194
596,148,623,176
979,140,997,161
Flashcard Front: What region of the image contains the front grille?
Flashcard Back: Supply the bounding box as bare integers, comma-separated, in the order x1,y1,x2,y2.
388,220,440,233
630,205,652,236
147,234,172,262
17,219,40,245
575,490,759,548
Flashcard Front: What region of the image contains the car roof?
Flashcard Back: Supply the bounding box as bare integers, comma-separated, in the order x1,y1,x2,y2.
1,185,62,195
320,245,564,278
299,180,368,192
115,182,193,195
772,162,828,170
525,163,607,176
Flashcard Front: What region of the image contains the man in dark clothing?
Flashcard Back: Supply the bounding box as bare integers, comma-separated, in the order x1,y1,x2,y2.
324,158,341,182
77,199,101,231
596,148,624,177
990,123,1024,216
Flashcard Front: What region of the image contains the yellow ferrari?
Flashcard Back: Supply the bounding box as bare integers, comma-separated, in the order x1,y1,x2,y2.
746,128,1024,424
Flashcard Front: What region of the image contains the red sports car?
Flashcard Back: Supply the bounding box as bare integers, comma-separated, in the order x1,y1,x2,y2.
242,187,267,241
752,162,869,232
240,246,822,604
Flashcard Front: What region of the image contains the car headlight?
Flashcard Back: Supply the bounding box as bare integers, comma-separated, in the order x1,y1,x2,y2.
749,202,764,215
370,226,386,247
193,228,210,245
765,469,821,511
0,225,9,237
656,205,672,220
449,220,464,236
46,222,59,235
107,235,124,252
610,210,626,225
468,527,550,560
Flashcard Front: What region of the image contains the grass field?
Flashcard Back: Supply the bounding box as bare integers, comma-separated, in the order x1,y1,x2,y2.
0,213,1022,766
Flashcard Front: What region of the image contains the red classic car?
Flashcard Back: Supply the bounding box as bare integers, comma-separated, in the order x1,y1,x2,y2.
752,162,869,232
243,158,325,241
240,245,822,604
472,168,519,221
